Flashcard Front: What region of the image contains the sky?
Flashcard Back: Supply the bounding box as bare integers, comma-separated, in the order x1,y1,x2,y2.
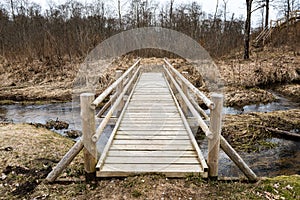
30,0,279,27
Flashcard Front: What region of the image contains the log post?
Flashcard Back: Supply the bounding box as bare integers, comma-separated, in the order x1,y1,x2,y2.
207,93,223,179
114,70,123,117
46,140,84,182
220,136,257,181
80,93,97,181
181,71,189,117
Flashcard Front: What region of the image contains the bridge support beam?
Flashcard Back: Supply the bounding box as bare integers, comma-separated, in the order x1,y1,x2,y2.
207,93,223,179
81,93,97,181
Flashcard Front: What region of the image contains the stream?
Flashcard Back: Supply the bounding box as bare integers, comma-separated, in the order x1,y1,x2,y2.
0,92,299,177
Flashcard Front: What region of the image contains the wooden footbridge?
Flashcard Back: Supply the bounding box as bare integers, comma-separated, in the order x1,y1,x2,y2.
46,58,257,181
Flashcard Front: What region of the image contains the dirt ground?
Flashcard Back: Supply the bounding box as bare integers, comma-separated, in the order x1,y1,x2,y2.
0,123,299,200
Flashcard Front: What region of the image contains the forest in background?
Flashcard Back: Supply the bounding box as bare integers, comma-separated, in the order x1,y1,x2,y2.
0,0,299,63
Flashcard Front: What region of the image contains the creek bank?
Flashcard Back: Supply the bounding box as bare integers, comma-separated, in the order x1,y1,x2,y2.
0,123,299,199
221,109,300,152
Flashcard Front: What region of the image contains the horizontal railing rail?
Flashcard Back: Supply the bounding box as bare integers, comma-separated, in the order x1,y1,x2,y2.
92,66,141,143
163,58,214,110
92,58,141,107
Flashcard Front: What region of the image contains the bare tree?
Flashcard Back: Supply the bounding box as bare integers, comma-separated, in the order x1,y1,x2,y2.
118,0,122,29
169,0,174,27
244,0,253,59
265,0,270,28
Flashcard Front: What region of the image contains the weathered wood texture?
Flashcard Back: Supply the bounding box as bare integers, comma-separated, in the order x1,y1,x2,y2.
163,65,213,139
220,136,257,181
46,140,84,182
207,93,223,178
93,58,140,106
81,93,97,174
92,67,141,142
164,58,214,109
96,72,207,177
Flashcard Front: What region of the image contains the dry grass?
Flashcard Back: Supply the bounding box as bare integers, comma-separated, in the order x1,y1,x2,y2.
0,123,299,199
222,109,300,152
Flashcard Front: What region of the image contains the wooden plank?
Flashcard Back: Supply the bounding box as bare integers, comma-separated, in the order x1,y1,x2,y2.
118,127,186,131
104,157,199,164
97,171,205,178
92,66,141,142
95,72,141,170
116,130,188,136
100,164,203,172
114,135,190,140
120,120,183,124
127,105,176,108
163,71,209,172
107,150,196,157
123,113,180,118
119,124,185,128
110,144,194,150
124,110,178,114
126,106,177,110
97,71,207,177
112,140,191,145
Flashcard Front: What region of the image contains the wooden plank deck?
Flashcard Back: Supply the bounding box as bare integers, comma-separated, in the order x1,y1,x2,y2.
96,72,208,177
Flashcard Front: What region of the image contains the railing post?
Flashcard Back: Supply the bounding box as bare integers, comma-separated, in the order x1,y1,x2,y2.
114,70,124,117
207,93,223,179
80,93,97,181
181,71,189,116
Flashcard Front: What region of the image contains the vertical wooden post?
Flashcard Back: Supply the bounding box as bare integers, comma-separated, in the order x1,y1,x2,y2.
181,71,188,116
114,70,123,117
207,93,223,179
80,93,97,181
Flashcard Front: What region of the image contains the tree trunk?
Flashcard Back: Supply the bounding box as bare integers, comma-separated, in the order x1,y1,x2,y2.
265,0,269,28
169,0,174,27
244,0,253,60
118,0,122,29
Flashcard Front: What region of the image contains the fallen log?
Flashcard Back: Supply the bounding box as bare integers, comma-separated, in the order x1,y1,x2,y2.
253,125,300,140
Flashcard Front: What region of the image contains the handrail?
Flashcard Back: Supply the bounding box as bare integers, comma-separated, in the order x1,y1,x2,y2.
92,58,141,106
163,58,214,110
255,10,300,45
92,66,141,142
163,65,213,139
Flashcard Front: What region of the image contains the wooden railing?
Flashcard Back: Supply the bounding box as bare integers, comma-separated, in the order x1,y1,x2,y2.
46,58,141,181
46,58,257,182
253,10,300,47
163,59,257,180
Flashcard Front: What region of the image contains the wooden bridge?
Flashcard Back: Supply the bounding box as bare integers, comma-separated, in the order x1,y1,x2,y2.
46,58,257,181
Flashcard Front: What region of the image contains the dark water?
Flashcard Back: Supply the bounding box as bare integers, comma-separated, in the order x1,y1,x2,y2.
198,138,300,177
224,91,299,115
0,92,299,177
